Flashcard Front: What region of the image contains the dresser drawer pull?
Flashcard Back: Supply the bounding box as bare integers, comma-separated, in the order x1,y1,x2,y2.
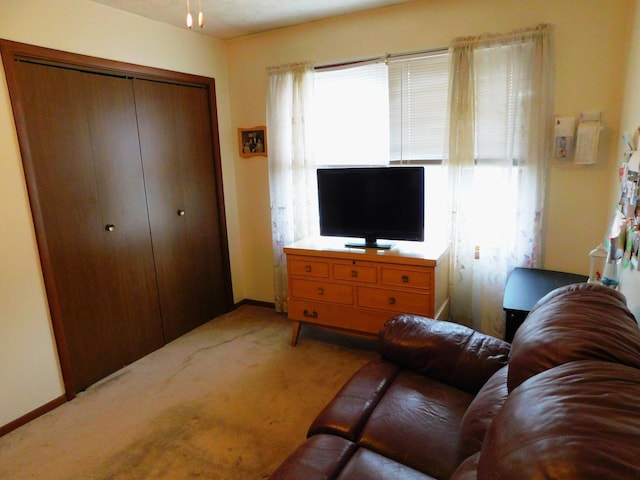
351,270,358,278
402,275,409,283
388,297,396,305
317,287,325,296
303,309,318,318
305,265,312,273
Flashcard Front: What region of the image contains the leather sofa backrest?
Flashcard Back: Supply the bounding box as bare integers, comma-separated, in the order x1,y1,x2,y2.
479,360,640,479
508,283,640,392
378,314,510,395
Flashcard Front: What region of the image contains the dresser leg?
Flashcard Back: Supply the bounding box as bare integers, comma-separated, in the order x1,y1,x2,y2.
291,321,301,346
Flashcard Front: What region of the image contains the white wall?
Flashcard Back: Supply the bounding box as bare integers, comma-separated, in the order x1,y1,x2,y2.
616,1,640,322
226,0,634,304
1,0,636,431
0,0,241,427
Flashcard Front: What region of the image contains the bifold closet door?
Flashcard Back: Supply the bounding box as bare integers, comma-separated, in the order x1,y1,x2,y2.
133,79,228,341
14,62,165,392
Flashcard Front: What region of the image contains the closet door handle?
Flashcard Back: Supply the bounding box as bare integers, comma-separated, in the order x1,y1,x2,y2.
105,224,116,232
177,209,186,216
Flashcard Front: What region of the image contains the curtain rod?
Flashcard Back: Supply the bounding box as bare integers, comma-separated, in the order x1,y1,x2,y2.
315,46,448,71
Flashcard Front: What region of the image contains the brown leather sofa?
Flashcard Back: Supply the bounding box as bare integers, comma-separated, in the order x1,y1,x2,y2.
270,283,640,479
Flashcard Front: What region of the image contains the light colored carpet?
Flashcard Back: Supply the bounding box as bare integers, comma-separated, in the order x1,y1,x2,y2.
0,305,378,479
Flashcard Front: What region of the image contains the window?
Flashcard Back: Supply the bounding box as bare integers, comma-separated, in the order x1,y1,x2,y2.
314,62,389,166
314,51,449,166
474,44,531,164
470,44,534,254
269,26,551,329
446,24,553,336
388,52,450,243
389,52,449,163
313,51,450,243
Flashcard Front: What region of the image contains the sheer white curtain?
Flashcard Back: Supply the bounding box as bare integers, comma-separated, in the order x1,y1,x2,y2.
447,24,553,337
267,62,317,312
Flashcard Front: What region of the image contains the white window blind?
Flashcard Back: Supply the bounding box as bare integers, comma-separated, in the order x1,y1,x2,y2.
314,62,389,166
389,53,449,162
474,44,532,164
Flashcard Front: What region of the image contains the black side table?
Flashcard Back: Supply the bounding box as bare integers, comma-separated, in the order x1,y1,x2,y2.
503,267,588,342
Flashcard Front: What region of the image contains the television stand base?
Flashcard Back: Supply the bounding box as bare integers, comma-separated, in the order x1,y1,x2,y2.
284,237,450,346
344,241,394,250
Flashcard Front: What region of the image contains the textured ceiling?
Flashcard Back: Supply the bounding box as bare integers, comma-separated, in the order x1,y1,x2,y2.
89,0,416,40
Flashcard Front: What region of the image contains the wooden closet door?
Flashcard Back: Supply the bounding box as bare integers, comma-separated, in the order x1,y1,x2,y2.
15,62,164,392
133,79,228,341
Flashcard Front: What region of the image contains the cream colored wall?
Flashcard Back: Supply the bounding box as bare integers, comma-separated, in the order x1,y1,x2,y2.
1,0,634,431
616,0,640,320
226,0,633,304
0,0,241,427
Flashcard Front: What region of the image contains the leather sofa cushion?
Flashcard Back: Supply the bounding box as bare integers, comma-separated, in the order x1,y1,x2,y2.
458,365,508,462
508,283,640,392
358,370,474,479
269,434,357,480
479,360,640,479
269,434,436,480
335,448,436,480
379,314,510,395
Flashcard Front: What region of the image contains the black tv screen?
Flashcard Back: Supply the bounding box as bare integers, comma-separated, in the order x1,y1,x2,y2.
317,166,425,249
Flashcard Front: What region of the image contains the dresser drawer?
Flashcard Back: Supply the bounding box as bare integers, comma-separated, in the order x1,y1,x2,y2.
333,263,377,283
288,299,392,334
290,278,354,305
289,258,330,278
357,286,432,316
381,266,432,289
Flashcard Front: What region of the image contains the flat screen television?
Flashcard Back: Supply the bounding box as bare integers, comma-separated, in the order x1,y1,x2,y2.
317,166,425,249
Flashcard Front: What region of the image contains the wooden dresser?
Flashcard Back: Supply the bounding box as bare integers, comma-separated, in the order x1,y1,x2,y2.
284,236,450,345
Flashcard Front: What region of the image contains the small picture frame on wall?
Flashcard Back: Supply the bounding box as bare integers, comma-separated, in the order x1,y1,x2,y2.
238,126,267,158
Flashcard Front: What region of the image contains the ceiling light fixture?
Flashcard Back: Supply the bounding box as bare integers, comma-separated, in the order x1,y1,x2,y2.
186,0,204,29
198,0,205,28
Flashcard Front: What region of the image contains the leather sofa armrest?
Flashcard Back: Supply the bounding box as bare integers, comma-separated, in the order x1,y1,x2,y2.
378,314,510,394
307,360,401,441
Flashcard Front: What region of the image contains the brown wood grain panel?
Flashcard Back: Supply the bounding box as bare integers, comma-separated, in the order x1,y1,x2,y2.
1,39,234,398
14,62,164,392
134,79,228,341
